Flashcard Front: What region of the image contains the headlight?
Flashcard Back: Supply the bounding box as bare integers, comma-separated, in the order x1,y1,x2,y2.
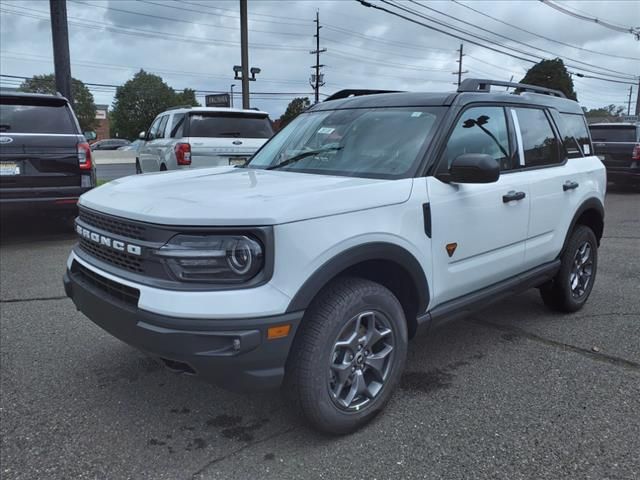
155,234,264,284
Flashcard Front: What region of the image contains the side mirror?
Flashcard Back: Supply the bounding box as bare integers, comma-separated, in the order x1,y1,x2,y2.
138,131,146,140
449,153,500,184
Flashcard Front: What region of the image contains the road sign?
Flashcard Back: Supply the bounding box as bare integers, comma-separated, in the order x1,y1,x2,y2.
205,94,231,108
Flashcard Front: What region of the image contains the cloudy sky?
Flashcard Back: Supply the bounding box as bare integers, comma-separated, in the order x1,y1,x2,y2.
0,0,638,118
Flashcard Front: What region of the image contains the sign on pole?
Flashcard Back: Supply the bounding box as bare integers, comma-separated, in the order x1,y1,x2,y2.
205,94,231,108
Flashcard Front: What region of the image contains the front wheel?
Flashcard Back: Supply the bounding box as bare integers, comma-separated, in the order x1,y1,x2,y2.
540,225,598,312
284,277,408,434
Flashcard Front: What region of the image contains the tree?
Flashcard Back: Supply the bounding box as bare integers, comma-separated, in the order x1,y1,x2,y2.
278,97,311,128
19,74,97,131
583,104,626,121
519,58,577,101
110,70,199,139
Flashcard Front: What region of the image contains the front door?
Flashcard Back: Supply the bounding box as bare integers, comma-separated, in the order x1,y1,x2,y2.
427,105,530,306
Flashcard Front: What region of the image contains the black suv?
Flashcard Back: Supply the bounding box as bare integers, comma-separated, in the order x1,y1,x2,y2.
0,91,95,219
590,122,640,185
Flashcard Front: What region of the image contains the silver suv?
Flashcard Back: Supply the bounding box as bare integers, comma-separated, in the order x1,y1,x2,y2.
136,106,273,173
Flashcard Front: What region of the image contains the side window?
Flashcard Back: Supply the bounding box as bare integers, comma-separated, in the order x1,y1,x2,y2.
557,112,592,158
513,108,561,167
147,117,162,140
442,106,513,171
170,113,185,138
156,115,169,139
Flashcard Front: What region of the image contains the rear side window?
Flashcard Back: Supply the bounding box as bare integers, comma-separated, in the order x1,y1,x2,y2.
0,97,77,134
589,126,637,143
513,108,561,167
170,113,185,138
558,113,592,158
442,106,513,171
187,113,274,139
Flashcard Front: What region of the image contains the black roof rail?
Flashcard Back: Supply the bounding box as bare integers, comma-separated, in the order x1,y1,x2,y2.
458,78,566,98
165,105,193,111
324,89,402,102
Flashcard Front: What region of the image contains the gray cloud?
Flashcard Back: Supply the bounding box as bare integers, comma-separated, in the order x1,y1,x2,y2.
1,0,637,117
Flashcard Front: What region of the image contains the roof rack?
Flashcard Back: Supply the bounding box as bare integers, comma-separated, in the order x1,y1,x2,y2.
165,105,193,111
458,78,566,98
324,89,402,102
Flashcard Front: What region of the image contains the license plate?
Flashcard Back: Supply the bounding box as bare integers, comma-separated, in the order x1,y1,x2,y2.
0,162,20,176
229,157,248,166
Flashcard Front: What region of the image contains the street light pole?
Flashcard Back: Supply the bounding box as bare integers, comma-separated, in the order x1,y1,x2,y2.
239,0,250,109
49,0,73,103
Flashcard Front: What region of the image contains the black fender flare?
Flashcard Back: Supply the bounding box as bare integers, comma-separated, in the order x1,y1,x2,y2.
561,197,605,253
285,242,430,314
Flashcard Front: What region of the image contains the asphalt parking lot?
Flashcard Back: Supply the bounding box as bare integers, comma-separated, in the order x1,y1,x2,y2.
1,186,638,480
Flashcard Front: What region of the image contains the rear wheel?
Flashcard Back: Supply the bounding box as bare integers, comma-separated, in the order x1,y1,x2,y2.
284,277,407,434
540,225,598,312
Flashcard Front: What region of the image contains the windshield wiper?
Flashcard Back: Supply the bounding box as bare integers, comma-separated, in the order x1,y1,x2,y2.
266,147,342,170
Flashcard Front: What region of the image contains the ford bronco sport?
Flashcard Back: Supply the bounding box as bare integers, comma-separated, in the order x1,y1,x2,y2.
64,79,605,434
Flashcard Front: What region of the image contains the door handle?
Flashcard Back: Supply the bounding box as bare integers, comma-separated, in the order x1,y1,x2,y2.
563,180,579,191
503,190,526,203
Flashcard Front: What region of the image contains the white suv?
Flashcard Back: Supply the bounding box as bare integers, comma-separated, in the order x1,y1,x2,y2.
64,80,605,434
136,106,273,173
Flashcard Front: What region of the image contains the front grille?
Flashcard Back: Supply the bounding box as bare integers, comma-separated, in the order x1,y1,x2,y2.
79,208,147,240
79,238,144,273
71,261,140,306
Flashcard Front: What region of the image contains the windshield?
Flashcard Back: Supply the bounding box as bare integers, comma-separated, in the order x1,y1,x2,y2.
187,112,273,139
0,97,77,134
247,107,443,178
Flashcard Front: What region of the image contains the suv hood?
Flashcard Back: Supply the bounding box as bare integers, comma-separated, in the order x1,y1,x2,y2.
79,167,413,226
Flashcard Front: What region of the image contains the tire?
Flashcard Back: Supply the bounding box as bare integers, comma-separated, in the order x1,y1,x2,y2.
135,159,142,174
284,277,408,434
160,164,167,171
540,225,598,312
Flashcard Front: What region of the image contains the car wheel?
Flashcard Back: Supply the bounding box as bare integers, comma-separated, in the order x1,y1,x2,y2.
135,159,142,174
160,164,167,171
540,225,598,313
284,277,408,434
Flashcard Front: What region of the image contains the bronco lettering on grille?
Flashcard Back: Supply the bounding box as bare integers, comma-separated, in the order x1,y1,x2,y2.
76,225,143,256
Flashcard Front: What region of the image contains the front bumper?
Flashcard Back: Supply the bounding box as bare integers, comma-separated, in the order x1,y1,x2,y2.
63,262,303,391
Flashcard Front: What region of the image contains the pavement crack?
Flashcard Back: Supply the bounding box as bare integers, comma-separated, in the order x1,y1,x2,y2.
0,295,67,303
467,317,640,372
190,427,296,479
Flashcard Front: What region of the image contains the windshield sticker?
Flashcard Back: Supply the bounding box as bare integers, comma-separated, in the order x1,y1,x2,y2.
411,112,423,117
583,144,591,155
317,127,335,134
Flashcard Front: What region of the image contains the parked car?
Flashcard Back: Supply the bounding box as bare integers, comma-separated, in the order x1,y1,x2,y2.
136,106,273,173
589,122,640,185
64,79,605,434
117,139,143,152
90,138,130,151
1,91,95,219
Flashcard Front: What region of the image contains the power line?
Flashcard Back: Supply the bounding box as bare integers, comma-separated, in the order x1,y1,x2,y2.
539,0,640,39
451,0,640,61
357,0,637,86
403,0,636,79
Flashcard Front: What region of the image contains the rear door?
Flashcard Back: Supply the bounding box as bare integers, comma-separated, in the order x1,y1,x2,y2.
185,112,273,168
427,105,530,304
0,95,82,189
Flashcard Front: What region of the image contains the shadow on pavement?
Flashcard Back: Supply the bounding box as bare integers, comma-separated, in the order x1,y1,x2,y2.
0,212,77,245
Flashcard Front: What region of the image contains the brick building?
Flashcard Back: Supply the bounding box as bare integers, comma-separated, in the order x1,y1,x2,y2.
94,104,110,140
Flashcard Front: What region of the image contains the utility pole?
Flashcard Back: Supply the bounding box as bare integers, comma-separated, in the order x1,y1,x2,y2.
49,0,73,103
310,10,326,104
452,44,467,87
627,85,633,115
239,0,250,109
635,77,640,116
